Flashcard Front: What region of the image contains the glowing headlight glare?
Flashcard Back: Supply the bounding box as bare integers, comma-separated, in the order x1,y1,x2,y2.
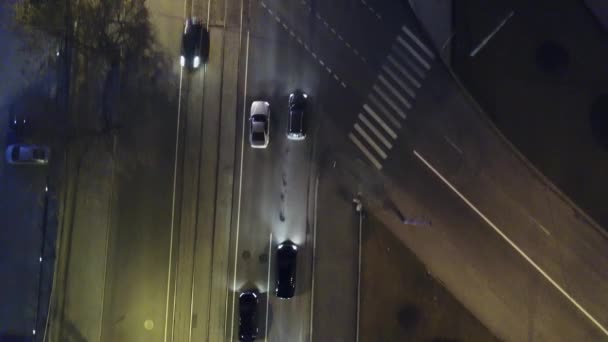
193,56,201,68
180,56,185,67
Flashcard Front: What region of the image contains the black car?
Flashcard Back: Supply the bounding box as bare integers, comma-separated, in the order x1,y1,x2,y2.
239,291,258,341
275,241,298,299
180,18,209,69
287,91,308,140
8,113,28,139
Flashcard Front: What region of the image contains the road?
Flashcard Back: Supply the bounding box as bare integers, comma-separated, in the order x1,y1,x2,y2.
45,0,608,340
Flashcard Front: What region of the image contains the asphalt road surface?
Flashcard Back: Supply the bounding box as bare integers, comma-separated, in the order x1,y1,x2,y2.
47,0,608,340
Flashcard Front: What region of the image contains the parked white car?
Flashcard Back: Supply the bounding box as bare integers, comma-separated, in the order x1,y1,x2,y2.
250,101,270,148
5,144,50,165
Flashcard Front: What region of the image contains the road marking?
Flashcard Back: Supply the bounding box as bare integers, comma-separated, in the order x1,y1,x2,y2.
382,65,415,99
319,59,325,67
333,74,339,81
360,0,382,20
363,104,397,139
470,11,514,57
309,176,319,340
355,198,363,342
402,25,435,59
358,113,393,149
349,133,382,170
396,36,431,70
392,44,426,79
341,81,347,88
354,123,388,159
529,215,551,236
413,150,608,338
378,75,412,109
229,31,251,342
282,23,288,30
443,135,463,155
274,15,280,23
326,66,332,74
261,1,266,8
372,85,407,119
311,52,317,59
265,233,272,340
368,94,402,128
268,8,273,15
387,55,421,88
297,37,303,45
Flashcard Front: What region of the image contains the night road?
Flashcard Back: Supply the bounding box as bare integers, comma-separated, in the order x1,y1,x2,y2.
18,0,608,341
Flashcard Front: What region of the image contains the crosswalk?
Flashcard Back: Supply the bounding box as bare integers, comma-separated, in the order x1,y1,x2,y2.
348,25,435,170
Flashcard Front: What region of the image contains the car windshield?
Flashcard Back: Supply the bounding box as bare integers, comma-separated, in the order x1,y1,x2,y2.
252,132,265,142
11,146,20,160
182,24,201,56
251,114,267,123
33,149,45,160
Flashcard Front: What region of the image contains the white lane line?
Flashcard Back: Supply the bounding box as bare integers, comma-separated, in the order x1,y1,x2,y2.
372,85,408,119
309,176,319,340
282,23,288,30
349,133,383,170
392,44,426,79
358,113,393,149
470,11,514,57
341,81,347,88
444,135,463,155
268,8,273,15
413,150,608,338
402,25,435,59
368,93,402,127
382,65,416,99
338,34,344,41
274,15,280,23
333,74,339,81
387,55,421,88
354,123,388,159
529,215,551,236
326,66,332,74
311,52,317,59
378,75,412,109
397,36,431,70
297,37,303,45
261,1,267,8
265,232,272,340
363,104,397,139
229,31,251,342
319,59,325,67
164,39,184,342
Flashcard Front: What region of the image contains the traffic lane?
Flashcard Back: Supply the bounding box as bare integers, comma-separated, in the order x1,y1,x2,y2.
369,147,606,341
98,0,185,339
267,137,315,342
310,149,359,342
100,95,178,342
399,65,608,335
252,0,375,97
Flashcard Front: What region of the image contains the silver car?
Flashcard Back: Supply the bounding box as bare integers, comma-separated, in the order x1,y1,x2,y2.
250,101,270,148
5,144,50,165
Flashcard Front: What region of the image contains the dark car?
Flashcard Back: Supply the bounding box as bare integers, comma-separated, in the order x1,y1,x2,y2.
180,17,209,69
8,113,28,139
275,241,298,299
287,91,308,140
239,291,258,341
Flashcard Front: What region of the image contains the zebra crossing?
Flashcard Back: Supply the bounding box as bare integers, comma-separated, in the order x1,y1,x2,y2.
348,25,436,170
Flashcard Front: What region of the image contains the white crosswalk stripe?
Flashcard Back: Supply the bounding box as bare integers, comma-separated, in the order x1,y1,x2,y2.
387,55,421,88
358,113,393,149
373,84,408,118
382,65,415,99
396,36,431,70
354,123,387,159
378,75,412,109
391,44,426,79
402,25,435,59
349,133,383,170
348,27,434,170
363,103,397,139
368,94,402,128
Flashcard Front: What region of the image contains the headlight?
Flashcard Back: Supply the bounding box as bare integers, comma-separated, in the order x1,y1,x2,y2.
180,56,185,67
193,56,200,68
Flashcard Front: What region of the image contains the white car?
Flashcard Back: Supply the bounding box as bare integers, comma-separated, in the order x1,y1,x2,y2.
5,144,50,165
250,101,270,148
